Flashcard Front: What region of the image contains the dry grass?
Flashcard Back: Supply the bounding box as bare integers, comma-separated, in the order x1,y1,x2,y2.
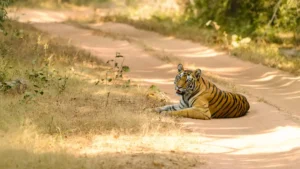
0,21,172,135
231,43,300,75
0,21,207,168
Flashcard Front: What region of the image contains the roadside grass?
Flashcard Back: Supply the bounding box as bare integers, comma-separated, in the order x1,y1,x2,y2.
231,44,300,74
0,21,174,135
0,21,207,168
100,15,300,75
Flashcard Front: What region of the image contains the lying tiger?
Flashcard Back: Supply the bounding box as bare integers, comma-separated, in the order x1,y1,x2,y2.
154,64,250,120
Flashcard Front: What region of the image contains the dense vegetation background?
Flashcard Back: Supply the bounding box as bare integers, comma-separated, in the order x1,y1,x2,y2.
183,0,299,45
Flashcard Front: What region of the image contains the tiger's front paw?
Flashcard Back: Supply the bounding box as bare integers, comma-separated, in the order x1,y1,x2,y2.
154,107,162,113
160,111,169,116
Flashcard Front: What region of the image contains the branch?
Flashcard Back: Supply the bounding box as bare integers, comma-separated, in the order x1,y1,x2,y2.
267,0,282,27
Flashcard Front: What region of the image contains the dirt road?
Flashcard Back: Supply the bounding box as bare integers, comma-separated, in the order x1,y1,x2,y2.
9,8,300,169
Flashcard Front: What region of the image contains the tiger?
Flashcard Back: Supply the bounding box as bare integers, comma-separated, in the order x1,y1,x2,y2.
154,64,250,120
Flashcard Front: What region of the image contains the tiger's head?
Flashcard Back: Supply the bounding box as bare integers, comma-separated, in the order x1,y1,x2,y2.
174,64,202,95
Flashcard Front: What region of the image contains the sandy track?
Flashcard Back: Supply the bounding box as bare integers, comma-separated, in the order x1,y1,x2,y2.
9,9,300,169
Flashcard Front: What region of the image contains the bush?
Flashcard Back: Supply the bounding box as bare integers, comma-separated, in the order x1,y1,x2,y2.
0,0,10,30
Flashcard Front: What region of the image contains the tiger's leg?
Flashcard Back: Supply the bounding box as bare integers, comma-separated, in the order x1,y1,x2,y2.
155,104,183,113
162,98,211,120
164,106,211,120
154,98,188,113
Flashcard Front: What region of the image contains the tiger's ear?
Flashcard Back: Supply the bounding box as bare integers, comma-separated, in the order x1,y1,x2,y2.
178,64,184,72
195,69,202,79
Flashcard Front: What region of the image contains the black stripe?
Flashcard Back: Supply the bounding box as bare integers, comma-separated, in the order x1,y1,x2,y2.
235,96,245,117
235,96,244,117
233,101,243,117
222,94,238,117
210,90,223,106
201,78,205,86
211,92,229,117
190,98,197,106
188,82,199,100
201,78,208,90
210,85,216,95
171,105,176,111
212,92,226,111
209,88,221,105
240,97,247,112
179,100,185,108
214,92,233,118
231,103,240,117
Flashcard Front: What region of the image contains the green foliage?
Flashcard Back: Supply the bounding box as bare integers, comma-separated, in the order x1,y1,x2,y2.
0,0,10,31
184,0,299,43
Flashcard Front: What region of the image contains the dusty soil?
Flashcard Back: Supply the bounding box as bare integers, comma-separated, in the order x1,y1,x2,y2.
8,8,300,169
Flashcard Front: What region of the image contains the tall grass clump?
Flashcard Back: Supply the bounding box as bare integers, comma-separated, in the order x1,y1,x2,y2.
0,20,178,137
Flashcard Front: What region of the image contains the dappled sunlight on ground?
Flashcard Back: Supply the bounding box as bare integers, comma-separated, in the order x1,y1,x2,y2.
205,126,300,155
77,125,300,157
154,63,174,69
130,78,174,85
180,51,221,58
186,65,245,75
8,9,68,23
252,74,277,82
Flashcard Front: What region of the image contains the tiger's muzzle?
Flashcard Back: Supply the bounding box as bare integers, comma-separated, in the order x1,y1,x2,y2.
175,86,185,95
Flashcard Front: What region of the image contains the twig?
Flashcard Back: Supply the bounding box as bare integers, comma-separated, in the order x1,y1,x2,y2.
265,0,282,34
105,92,110,107
104,92,110,119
